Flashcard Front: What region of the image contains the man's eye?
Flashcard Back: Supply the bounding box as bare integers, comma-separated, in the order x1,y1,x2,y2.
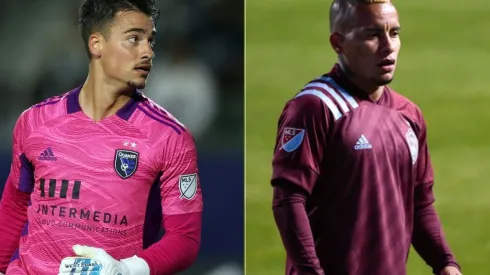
366,32,378,38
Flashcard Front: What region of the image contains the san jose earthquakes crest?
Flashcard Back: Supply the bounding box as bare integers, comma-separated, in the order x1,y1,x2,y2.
114,150,139,179
281,127,305,152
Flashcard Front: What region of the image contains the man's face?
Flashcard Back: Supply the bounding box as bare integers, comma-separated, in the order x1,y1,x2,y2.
336,3,401,86
98,11,156,89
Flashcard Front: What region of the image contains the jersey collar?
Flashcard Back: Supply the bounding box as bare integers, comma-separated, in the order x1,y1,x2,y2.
328,63,392,107
66,85,142,121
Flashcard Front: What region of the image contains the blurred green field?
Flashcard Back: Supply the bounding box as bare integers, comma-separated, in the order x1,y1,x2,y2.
245,0,490,274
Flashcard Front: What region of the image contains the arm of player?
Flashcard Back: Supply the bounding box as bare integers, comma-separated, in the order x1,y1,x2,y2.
273,182,323,275
411,117,461,275
136,131,202,275
271,94,329,275
0,112,33,273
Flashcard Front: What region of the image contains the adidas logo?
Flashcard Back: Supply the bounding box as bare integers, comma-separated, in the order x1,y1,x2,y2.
354,135,372,150
38,147,57,161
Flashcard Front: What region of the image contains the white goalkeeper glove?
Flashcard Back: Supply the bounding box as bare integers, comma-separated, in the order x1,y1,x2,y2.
58,245,150,275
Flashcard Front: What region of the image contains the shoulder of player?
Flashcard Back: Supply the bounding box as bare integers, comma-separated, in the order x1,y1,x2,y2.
388,87,425,128
31,90,71,110
282,77,336,116
18,91,72,129
135,97,197,157
134,94,189,137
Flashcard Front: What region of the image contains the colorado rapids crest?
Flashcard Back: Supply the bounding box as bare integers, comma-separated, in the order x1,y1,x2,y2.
405,128,418,165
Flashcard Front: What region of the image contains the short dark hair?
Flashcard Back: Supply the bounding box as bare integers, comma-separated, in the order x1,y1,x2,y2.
329,0,390,33
79,0,160,58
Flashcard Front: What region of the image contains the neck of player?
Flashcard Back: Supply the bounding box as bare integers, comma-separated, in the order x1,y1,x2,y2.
79,67,134,121
339,61,384,102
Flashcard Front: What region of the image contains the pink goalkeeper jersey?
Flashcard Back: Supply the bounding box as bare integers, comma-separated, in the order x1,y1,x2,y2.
4,86,203,275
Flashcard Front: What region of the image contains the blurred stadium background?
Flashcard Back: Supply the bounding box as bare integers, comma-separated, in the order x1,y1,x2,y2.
0,1,243,274
246,0,489,274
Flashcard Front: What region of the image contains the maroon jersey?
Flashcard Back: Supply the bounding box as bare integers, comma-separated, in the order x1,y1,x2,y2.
271,64,459,275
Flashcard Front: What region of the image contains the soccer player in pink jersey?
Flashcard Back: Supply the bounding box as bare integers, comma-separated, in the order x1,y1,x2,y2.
271,1,461,275
0,0,203,274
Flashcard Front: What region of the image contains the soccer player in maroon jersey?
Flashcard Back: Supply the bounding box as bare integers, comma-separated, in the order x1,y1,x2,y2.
0,0,202,274
271,1,462,275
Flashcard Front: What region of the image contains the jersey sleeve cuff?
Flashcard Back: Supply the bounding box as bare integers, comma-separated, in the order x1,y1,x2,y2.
121,255,150,275
271,164,319,195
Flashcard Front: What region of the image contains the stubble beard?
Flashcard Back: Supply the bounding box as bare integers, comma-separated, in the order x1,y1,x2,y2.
373,77,394,86
128,80,146,89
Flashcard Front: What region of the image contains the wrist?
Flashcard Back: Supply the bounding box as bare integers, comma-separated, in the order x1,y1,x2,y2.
120,255,150,275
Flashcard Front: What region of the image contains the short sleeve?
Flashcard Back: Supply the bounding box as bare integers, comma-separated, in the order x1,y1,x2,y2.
159,131,203,215
271,94,330,195
413,114,435,207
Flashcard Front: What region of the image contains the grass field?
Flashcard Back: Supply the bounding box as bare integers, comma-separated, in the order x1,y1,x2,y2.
245,0,490,274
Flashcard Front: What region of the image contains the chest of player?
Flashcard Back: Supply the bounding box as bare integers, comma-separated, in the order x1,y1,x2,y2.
328,105,419,170
23,122,160,200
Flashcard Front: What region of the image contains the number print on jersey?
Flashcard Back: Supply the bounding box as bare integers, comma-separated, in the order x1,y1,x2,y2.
39,178,81,199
